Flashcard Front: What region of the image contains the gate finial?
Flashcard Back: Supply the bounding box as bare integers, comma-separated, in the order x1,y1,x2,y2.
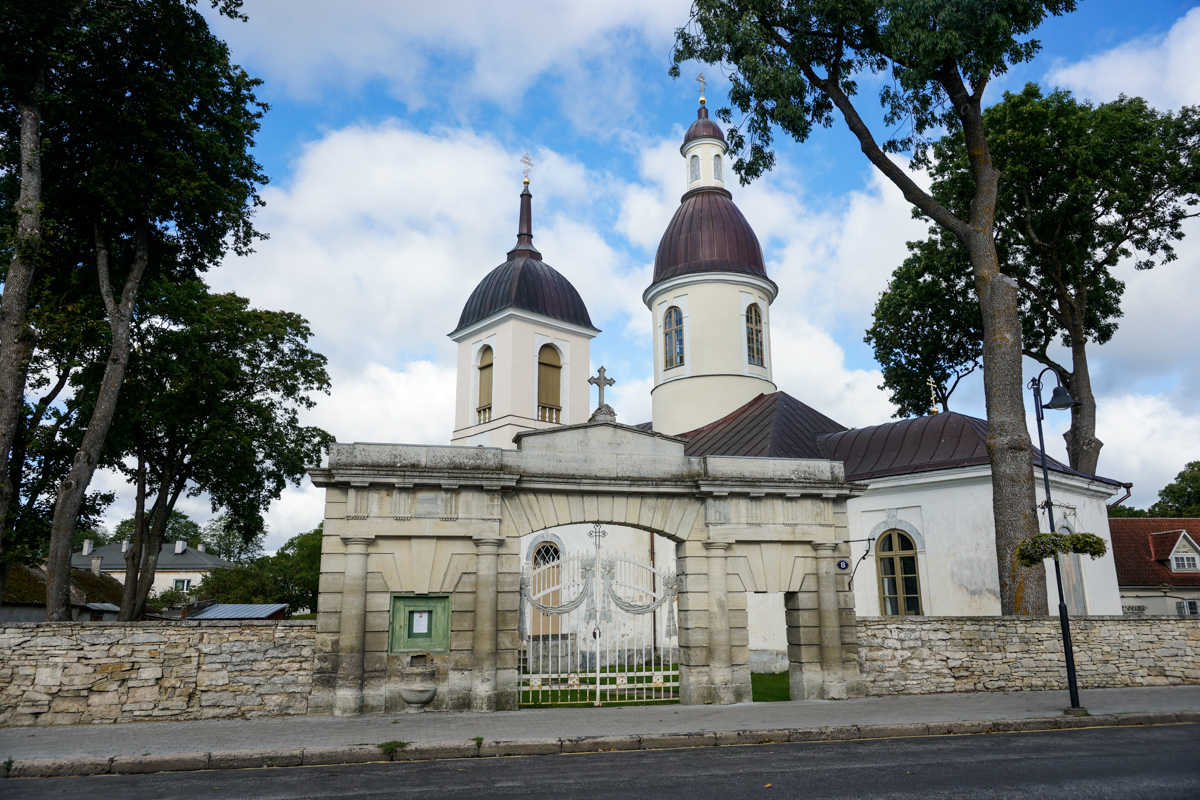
588,367,618,424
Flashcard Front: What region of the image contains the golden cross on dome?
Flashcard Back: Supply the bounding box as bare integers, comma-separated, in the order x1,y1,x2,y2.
520,152,533,184
927,376,940,415
696,71,707,99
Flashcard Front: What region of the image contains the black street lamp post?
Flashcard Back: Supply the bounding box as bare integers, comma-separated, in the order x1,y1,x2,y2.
1029,367,1086,715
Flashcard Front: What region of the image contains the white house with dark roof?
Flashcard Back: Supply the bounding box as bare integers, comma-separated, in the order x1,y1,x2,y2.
71,539,235,597
1109,518,1200,616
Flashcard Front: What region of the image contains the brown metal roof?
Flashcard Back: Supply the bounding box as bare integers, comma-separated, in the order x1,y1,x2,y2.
650,187,772,290
680,397,1123,487
680,392,848,459
684,104,726,145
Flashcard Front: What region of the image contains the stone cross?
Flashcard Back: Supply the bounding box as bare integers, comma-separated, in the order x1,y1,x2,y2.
589,367,615,407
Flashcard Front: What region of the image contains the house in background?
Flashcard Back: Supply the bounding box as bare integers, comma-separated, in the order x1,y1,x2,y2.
184,602,288,621
1109,518,1200,616
0,563,124,622
70,539,235,596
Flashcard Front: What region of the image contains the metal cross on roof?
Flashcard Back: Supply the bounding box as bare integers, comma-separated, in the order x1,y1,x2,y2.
926,376,940,415
521,152,534,179
696,71,707,97
589,366,615,407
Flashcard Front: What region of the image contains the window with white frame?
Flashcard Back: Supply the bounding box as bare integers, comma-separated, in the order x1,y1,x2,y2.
1174,554,1198,571
174,579,192,592
689,155,700,183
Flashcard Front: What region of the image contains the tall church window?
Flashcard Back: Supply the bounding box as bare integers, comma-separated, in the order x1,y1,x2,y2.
876,531,921,616
713,154,723,181
663,306,684,369
477,346,493,424
689,155,700,183
537,344,562,423
746,304,764,366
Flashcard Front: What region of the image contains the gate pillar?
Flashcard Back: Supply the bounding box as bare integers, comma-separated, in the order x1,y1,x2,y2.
704,541,737,704
814,542,846,700
334,535,372,717
471,536,504,711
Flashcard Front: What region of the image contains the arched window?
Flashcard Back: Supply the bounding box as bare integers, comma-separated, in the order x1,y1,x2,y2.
876,531,921,616
532,542,561,567
689,154,700,183
663,306,684,369
713,154,723,181
477,346,493,424
537,344,561,423
746,304,764,366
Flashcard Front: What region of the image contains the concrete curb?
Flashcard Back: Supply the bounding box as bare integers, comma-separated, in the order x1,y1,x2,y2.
2,710,1187,778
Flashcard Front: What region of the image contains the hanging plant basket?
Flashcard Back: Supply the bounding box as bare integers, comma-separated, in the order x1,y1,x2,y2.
1015,531,1108,568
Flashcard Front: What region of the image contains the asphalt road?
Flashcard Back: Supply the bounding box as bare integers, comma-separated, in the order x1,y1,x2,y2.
7,724,1199,800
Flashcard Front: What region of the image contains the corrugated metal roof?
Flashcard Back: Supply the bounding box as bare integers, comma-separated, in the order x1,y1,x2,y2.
684,104,726,145
188,603,288,620
452,256,596,335
651,187,773,289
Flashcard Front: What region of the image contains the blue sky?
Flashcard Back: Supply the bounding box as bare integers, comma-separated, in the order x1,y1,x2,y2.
95,1,1200,548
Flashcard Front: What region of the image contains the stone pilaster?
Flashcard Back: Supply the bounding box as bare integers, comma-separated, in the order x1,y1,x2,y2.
334,535,372,716
814,542,846,699
705,540,736,704
470,536,503,711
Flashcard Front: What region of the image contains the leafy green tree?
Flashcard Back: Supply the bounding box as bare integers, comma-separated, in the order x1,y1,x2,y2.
103,285,332,620
1149,462,1200,518
18,0,269,621
870,86,1200,473
274,523,323,613
865,237,982,416
114,510,201,549
1107,504,1148,519
671,0,1078,613
198,513,266,565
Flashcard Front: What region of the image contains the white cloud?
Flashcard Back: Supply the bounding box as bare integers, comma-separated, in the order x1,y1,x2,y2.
1045,8,1200,108
1090,393,1200,509
209,0,690,109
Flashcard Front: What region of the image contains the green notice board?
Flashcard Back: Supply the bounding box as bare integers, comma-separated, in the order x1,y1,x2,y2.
389,594,450,653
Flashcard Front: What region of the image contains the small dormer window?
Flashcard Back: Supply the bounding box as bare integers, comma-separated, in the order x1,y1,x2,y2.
1174,555,1198,571
689,155,700,183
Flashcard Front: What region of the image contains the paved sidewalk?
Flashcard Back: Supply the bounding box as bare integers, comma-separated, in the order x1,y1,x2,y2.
3,685,1198,761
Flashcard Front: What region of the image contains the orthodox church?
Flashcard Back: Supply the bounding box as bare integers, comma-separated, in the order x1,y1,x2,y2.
447,94,1126,671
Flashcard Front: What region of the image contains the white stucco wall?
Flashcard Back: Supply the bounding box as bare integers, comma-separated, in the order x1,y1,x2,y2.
846,465,1122,619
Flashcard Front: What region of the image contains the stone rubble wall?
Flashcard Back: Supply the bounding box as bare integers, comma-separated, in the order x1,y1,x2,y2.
4,616,1200,726
857,616,1200,695
0,621,315,726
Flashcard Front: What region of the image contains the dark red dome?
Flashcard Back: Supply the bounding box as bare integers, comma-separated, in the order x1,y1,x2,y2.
453,184,598,335
684,104,726,145
649,186,772,289
453,256,597,335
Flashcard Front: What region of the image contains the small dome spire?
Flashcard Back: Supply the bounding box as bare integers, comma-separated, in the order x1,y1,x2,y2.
683,103,726,146
508,182,540,259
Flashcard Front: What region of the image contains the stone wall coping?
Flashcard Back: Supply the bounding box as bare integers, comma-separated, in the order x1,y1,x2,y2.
858,615,1196,623
1,619,316,629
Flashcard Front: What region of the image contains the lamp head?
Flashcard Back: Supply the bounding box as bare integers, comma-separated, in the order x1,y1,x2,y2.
1045,385,1078,411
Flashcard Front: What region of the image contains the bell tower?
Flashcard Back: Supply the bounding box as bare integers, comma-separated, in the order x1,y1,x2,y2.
645,84,777,436
449,163,600,448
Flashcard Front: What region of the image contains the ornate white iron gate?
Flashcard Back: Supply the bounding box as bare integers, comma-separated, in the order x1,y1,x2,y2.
519,524,679,705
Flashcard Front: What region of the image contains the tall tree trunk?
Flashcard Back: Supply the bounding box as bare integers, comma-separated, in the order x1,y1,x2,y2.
129,478,185,620
117,453,147,620
45,223,150,620
964,231,1049,616
0,75,46,602
1062,326,1102,475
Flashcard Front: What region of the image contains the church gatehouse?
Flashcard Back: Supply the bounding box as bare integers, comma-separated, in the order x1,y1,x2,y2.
310,89,1125,715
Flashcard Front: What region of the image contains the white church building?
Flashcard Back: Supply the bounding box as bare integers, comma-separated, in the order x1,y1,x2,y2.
445,94,1125,673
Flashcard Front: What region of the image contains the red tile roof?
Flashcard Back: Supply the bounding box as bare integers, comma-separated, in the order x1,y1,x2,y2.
1109,518,1200,588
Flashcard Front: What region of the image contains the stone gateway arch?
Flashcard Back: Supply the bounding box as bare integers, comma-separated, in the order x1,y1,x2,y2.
308,421,865,716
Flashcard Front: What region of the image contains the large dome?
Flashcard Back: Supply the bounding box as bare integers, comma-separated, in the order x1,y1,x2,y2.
453,255,596,334
650,186,771,288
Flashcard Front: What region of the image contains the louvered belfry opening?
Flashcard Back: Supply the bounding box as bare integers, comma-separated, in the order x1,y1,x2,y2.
477,346,493,424
537,344,561,423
